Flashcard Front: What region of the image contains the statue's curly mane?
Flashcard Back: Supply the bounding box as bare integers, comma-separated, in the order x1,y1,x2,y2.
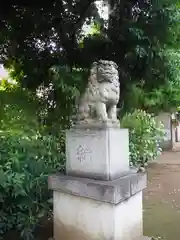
76,60,120,126
88,60,119,85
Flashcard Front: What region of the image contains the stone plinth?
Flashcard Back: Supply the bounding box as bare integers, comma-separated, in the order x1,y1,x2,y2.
49,172,147,240
49,122,149,240
66,128,129,180
49,60,149,240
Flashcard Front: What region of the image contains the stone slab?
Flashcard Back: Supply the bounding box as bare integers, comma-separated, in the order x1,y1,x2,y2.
49,171,147,204
66,128,129,180
53,190,143,240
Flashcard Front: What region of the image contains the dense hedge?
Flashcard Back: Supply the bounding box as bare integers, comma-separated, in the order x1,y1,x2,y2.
121,109,164,167
0,129,65,239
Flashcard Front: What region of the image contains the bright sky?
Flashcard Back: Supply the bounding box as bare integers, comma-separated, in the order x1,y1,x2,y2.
82,1,109,34
96,0,109,20
0,65,9,79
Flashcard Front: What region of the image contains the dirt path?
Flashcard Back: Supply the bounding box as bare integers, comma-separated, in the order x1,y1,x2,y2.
143,148,180,240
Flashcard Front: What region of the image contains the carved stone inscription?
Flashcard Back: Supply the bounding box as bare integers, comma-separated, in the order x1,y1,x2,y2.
76,145,92,163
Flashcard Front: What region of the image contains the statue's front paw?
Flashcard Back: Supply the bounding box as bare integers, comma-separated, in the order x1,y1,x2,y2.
111,118,118,123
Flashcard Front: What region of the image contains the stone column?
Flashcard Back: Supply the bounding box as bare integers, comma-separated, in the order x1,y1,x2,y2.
49,126,148,240
156,112,173,150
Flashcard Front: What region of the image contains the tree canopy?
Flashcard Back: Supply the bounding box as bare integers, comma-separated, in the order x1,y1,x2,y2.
0,2,179,238
0,0,179,117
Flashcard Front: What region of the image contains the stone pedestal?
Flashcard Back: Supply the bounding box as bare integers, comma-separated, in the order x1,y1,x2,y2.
49,127,148,240
66,128,129,180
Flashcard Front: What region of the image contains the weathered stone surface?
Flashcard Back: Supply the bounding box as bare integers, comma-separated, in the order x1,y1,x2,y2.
76,60,120,127
49,171,147,204
130,173,147,196
66,128,129,180
53,191,143,240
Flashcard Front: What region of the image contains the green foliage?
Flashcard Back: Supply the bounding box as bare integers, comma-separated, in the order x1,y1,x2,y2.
121,109,164,167
37,66,88,129
1,1,179,237
0,130,65,239
0,1,98,89
0,87,65,239
0,1,179,113
122,49,180,114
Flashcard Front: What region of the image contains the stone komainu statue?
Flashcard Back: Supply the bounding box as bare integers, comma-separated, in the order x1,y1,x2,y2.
76,60,120,126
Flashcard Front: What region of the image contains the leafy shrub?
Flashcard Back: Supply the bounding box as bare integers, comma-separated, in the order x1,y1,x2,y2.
0,130,65,239
121,109,164,167
0,79,67,239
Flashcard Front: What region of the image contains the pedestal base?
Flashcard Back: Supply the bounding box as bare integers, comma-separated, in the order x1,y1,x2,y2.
49,172,147,240
53,191,142,240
